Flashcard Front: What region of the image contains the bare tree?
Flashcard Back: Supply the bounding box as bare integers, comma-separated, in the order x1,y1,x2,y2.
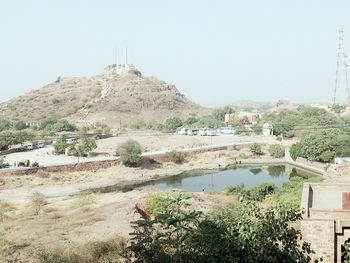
30,192,47,215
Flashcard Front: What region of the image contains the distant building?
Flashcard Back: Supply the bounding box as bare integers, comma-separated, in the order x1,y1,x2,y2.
262,123,273,136
310,104,329,111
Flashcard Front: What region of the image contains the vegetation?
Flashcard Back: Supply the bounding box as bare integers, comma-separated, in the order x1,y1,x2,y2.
14,120,27,130
118,139,142,167
71,192,97,209
40,118,76,136
30,192,47,215
165,117,182,131
225,182,277,201
258,106,349,138
0,131,35,150
127,193,318,263
167,150,183,163
0,119,11,132
249,143,263,155
211,106,234,121
289,128,350,162
268,144,285,158
53,135,68,154
35,236,125,263
145,192,173,215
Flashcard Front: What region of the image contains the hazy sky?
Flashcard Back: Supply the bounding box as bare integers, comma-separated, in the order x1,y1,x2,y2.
1,0,350,107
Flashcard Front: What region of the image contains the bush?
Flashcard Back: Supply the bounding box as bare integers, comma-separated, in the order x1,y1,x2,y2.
14,120,27,130
165,117,182,130
249,143,263,155
30,192,47,215
167,150,183,163
146,193,172,215
225,182,277,201
118,139,142,167
320,150,336,162
71,192,97,209
268,144,285,158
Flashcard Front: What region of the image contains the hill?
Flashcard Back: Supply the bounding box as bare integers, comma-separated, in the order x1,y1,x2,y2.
0,65,209,126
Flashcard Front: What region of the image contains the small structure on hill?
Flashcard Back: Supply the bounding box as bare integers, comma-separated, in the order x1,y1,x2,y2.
262,123,273,136
301,183,350,262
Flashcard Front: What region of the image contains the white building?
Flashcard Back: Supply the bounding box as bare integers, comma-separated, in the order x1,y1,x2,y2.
262,123,273,136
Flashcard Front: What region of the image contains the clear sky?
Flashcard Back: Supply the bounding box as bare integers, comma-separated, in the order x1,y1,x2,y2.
1,0,350,107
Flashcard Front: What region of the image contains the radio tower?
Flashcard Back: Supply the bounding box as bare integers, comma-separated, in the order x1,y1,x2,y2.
332,28,350,106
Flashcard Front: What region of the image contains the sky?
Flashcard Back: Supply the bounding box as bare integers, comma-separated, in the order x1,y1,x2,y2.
1,0,350,107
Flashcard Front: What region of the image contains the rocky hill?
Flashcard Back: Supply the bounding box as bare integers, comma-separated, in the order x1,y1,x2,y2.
0,65,209,126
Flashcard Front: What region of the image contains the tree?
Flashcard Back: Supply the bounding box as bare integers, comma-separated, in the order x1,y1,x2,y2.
78,137,97,156
268,144,285,158
250,143,263,155
212,106,234,121
291,129,350,162
118,139,142,167
54,135,68,154
14,120,27,130
30,192,47,215
165,117,182,131
0,119,11,132
289,142,302,161
127,195,318,263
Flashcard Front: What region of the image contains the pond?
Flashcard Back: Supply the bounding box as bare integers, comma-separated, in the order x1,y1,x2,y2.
134,165,320,193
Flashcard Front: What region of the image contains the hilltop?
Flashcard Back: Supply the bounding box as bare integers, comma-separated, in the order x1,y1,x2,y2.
0,65,209,126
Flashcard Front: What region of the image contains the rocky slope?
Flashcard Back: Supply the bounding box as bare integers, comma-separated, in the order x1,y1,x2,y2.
0,65,209,126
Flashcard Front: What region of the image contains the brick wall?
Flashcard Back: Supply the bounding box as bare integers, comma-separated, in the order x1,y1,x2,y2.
301,219,335,262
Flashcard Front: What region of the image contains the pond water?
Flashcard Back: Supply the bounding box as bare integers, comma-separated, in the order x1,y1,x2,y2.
135,165,319,193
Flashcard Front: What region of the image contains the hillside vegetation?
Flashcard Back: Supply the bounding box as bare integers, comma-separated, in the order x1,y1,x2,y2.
0,65,208,126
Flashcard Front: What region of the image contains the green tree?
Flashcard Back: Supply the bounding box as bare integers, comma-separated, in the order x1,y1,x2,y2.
127,195,318,263
289,142,302,161
165,117,182,130
250,143,262,155
14,120,27,130
268,144,285,158
118,139,142,167
54,135,68,154
78,137,97,156
0,119,11,132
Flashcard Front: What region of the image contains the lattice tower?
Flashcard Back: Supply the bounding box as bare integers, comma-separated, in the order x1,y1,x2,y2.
332,28,350,105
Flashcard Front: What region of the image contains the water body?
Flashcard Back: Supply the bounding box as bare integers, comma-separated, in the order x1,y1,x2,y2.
135,165,318,192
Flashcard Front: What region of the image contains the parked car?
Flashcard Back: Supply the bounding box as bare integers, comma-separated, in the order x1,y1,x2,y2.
66,138,77,144
180,128,189,135
25,142,34,150
220,127,235,135
206,129,217,136
187,129,199,136
34,140,45,148
199,128,207,136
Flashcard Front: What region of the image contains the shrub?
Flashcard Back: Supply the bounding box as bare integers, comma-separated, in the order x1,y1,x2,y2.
146,193,172,215
30,192,47,215
165,117,182,130
320,150,336,162
118,139,142,167
14,120,27,130
268,144,285,158
225,182,276,201
167,150,183,163
71,192,97,209
249,143,263,155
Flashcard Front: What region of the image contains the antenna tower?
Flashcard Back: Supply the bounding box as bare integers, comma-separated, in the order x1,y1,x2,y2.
332,28,350,106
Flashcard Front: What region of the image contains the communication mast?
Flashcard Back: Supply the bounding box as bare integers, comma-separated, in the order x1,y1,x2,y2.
332,28,350,106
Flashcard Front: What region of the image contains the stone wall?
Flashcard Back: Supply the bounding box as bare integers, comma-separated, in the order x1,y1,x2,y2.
301,219,335,262
296,157,327,171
